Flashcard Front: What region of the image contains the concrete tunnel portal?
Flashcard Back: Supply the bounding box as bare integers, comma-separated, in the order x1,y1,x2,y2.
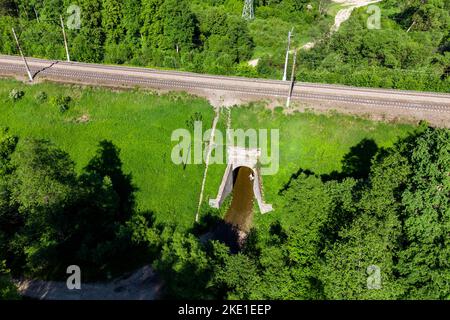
209,146,273,231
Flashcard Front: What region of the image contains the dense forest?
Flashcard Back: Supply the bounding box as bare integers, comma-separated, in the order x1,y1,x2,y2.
0,0,449,91
1,121,449,299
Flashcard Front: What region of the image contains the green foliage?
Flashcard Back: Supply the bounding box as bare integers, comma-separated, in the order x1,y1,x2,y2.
287,126,449,300
212,253,261,299
8,138,78,276
0,127,18,176
0,260,19,300
0,133,147,281
9,89,24,102
35,91,47,104
0,128,20,276
298,1,450,92
397,128,450,299
0,79,413,230
153,227,213,299
152,124,448,301
50,95,71,113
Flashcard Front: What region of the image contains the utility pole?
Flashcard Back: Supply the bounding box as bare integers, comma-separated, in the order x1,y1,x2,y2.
286,49,298,109
242,0,254,20
283,27,294,81
60,15,70,62
11,28,33,82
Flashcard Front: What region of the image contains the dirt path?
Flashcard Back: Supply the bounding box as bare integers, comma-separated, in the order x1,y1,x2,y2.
15,265,163,300
301,0,382,50
331,0,382,33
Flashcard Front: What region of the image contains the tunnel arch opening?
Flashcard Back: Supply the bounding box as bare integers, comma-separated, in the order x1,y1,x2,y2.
232,166,255,186
209,146,273,217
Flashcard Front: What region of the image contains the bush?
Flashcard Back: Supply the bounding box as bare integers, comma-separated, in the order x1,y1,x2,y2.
9,89,24,102
35,91,47,103
51,95,72,113
0,261,19,300
274,106,284,115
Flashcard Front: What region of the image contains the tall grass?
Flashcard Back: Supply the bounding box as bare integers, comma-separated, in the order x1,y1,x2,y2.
0,80,215,229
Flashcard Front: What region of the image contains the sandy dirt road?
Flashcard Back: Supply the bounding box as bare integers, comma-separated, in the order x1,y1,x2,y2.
15,265,162,300
331,0,382,32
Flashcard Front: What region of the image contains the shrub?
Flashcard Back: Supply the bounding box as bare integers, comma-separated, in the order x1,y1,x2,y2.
9,89,24,102
35,91,48,103
51,95,72,113
274,106,284,114
0,261,20,300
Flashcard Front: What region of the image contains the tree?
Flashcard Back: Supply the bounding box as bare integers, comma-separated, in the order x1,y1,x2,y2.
1,137,140,280
153,227,213,299
102,0,124,44
61,140,139,280
8,138,78,276
212,253,261,299
71,0,105,62
0,260,19,300
158,0,196,52
140,0,164,50
102,0,131,63
0,0,18,16
279,174,332,299
0,128,19,271
397,128,450,299
0,127,18,176
140,0,197,53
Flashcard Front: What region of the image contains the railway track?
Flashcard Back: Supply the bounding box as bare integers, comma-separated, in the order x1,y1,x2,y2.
1,54,449,114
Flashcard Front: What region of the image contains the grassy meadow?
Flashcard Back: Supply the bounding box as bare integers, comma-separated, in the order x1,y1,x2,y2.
0,79,415,230
0,79,217,229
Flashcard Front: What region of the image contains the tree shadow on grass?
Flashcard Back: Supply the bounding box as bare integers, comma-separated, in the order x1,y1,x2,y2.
193,212,242,254
278,168,315,195
190,207,223,237
81,140,137,222
210,221,242,254
322,138,379,182
67,140,140,280
279,138,379,194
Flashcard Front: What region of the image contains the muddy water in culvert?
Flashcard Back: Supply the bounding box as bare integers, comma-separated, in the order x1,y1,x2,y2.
224,167,254,233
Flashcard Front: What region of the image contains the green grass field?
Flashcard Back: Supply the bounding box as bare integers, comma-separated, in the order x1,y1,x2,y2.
0,79,217,229
0,79,415,230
